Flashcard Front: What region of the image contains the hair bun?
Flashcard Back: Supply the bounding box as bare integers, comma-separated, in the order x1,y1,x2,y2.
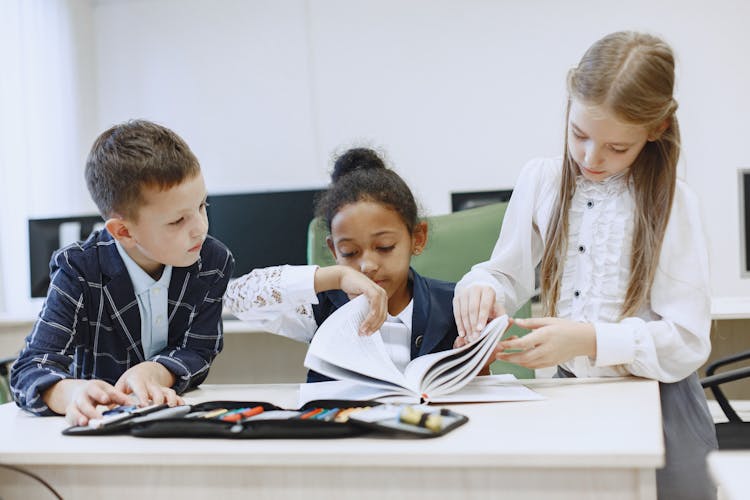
331,148,386,183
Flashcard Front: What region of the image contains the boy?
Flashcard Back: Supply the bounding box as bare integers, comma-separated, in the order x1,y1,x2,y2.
10,120,234,426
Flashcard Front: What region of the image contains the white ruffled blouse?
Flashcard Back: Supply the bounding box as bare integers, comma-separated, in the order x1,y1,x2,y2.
457,157,711,382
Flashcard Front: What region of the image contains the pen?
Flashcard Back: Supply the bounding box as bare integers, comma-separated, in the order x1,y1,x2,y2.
300,408,325,419
314,408,339,420
201,408,228,419
221,406,264,422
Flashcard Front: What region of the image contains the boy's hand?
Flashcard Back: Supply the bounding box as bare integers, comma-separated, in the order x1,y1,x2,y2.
114,361,184,408
315,265,387,336
453,284,506,342
43,379,133,426
494,317,596,368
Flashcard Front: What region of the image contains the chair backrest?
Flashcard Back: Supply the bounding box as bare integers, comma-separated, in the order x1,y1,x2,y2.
306,201,534,379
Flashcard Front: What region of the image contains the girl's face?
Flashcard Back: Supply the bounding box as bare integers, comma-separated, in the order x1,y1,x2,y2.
567,99,651,181
327,201,427,315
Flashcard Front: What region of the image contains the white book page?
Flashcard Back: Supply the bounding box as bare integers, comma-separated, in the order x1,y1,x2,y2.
400,315,508,397
428,375,545,403
304,296,411,390
298,375,543,406
298,379,417,407
424,317,508,397
404,315,508,385
420,333,494,389
304,356,408,392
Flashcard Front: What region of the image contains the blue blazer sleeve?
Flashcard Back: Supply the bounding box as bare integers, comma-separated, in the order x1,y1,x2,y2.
10,244,91,415
10,233,235,414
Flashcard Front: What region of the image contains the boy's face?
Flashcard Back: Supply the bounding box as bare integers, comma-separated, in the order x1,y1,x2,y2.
109,173,209,276
326,200,427,316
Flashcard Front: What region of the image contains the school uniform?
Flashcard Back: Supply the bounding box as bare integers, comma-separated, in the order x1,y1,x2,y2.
10,229,234,415
458,157,718,500
224,265,459,382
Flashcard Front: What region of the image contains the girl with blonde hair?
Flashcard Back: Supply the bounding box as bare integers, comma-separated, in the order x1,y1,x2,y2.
454,31,717,499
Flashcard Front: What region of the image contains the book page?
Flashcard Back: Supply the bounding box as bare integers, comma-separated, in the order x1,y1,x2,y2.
424,317,508,397
298,379,418,406
304,356,411,393
304,296,413,391
428,374,545,403
298,375,544,406
402,315,509,399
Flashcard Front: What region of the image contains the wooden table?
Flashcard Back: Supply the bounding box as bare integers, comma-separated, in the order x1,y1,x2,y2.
0,377,663,499
707,450,750,500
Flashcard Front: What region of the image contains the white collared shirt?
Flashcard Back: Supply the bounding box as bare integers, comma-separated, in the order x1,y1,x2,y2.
380,300,414,373
115,241,173,359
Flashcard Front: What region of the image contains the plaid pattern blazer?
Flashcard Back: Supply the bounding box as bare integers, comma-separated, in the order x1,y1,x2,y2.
11,229,234,415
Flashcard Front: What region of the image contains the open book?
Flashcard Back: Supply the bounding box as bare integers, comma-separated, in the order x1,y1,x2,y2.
302,295,529,404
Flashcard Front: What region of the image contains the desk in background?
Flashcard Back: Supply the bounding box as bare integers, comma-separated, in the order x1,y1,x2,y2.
0,378,662,500
707,451,750,500
3,296,749,391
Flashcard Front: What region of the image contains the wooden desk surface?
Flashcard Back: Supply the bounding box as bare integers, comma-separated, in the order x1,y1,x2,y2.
0,378,662,468
0,378,663,500
707,451,750,500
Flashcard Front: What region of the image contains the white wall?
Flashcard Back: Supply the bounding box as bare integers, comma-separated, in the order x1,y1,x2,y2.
6,0,750,315
0,0,98,316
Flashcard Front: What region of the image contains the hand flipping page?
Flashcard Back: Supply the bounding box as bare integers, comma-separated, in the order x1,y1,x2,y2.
304,296,409,389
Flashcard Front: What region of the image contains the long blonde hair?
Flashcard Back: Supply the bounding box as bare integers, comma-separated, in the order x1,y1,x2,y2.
541,31,680,318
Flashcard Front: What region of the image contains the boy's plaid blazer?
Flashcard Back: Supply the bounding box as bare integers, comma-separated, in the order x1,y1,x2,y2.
11,229,234,415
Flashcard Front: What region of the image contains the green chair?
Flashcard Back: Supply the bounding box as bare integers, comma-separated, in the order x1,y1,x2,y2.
307,202,534,378
0,356,15,404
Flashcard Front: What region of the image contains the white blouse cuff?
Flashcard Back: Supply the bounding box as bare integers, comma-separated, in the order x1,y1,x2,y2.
593,322,636,367
282,264,320,305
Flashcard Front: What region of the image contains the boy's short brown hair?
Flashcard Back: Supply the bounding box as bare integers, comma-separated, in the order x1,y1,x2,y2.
85,120,200,220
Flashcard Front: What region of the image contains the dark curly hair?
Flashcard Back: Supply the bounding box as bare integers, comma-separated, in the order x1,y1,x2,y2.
315,148,420,233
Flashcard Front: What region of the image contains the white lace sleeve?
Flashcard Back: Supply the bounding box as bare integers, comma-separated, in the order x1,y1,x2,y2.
224,265,320,343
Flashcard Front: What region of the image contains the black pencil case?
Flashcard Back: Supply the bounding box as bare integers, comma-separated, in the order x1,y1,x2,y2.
62,399,468,439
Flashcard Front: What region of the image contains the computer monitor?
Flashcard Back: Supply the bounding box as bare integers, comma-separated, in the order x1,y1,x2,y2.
28,215,104,297
206,189,324,278
740,169,750,276
451,190,513,212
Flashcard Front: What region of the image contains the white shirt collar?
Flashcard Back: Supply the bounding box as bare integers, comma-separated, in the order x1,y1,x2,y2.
386,299,414,332
114,241,172,295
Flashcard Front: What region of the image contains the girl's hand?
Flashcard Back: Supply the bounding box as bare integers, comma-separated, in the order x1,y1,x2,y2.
314,265,388,335
114,362,183,408
337,267,388,335
494,317,596,369
453,284,506,342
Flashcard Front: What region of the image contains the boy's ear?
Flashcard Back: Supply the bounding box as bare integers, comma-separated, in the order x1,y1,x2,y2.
326,235,337,260
412,221,428,256
105,217,135,246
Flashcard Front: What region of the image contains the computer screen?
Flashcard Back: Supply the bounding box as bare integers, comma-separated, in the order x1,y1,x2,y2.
207,189,324,278
740,170,750,276
451,190,513,212
28,215,104,297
